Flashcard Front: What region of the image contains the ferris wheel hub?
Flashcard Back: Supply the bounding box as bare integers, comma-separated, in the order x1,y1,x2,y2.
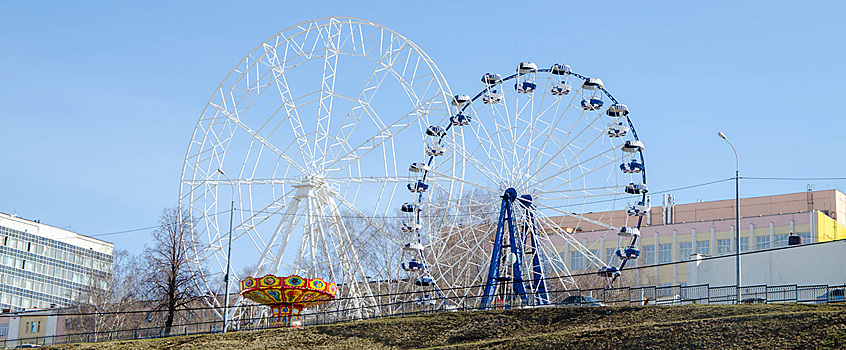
292,175,337,199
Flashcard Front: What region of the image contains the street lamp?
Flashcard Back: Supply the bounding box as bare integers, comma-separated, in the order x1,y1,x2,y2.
717,131,741,303
217,169,235,332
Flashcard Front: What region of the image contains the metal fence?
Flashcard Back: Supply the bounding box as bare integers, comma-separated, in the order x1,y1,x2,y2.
3,282,844,348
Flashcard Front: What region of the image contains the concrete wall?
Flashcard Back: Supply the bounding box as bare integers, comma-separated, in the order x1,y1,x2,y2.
686,239,846,287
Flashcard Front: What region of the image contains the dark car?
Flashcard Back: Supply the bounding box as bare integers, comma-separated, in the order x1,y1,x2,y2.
738,297,767,304
816,288,846,304
561,295,605,306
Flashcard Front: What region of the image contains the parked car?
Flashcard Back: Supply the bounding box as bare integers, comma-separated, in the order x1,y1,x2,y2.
738,297,767,304
815,288,845,304
561,295,605,306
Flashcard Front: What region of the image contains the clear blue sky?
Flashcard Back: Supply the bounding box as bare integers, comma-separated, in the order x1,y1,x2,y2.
1,1,845,257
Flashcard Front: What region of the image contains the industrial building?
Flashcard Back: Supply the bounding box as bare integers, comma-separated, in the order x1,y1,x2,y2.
558,189,846,287
0,212,114,313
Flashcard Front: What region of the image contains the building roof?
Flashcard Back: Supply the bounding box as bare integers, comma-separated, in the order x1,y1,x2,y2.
0,212,113,255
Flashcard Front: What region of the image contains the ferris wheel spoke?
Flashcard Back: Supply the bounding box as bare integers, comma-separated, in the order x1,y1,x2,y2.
533,138,623,191
533,202,618,232
313,18,342,172
464,107,511,182
322,40,411,172
424,168,498,193
535,151,624,195
534,212,607,269
251,195,305,276
526,109,610,183
208,102,310,176
322,93,442,177
491,101,526,181
529,185,624,200
324,195,380,311
520,88,577,177
438,136,503,186
259,44,316,168
523,92,597,177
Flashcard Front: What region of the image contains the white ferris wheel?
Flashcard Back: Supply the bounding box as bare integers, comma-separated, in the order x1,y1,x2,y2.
179,17,453,321
399,62,648,309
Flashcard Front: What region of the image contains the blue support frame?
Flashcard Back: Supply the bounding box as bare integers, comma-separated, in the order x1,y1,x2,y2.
480,188,531,310
521,197,549,305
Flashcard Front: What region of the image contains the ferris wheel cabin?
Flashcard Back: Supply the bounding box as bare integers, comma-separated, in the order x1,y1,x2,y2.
409,162,430,172
481,72,503,85
550,82,572,96
407,180,429,193
550,63,571,75
616,246,641,260
450,113,471,126
581,96,604,110
620,159,644,173
606,122,629,137
402,221,422,233
402,259,425,272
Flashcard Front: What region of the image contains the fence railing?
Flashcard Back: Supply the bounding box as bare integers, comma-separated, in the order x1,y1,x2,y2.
2,281,844,348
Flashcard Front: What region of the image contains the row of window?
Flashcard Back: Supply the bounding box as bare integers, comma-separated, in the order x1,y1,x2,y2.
1,236,111,272
0,226,112,262
567,232,814,270
0,293,59,310
0,253,101,285
0,275,76,305
0,263,87,294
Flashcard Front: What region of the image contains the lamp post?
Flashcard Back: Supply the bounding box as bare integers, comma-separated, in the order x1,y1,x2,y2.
217,169,235,332
717,132,741,303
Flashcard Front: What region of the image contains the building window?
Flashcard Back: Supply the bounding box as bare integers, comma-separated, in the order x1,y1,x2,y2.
27,321,39,333
756,236,770,250
658,244,672,264
773,234,789,248
678,242,693,261
570,252,585,271
641,245,655,265
716,239,731,254
606,248,616,265
0,324,7,337
739,237,750,252
696,240,711,256
797,232,812,244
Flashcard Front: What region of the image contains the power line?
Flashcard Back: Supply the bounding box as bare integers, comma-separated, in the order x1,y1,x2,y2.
742,176,846,181
87,176,846,234
90,226,158,237
649,178,734,195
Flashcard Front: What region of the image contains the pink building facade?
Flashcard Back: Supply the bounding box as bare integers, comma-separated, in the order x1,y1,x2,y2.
554,190,846,286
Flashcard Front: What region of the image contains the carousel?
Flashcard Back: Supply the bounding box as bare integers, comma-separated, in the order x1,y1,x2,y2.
240,274,337,327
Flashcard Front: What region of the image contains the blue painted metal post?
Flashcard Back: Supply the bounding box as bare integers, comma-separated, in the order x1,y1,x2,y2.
525,208,549,305
505,190,528,302
480,191,512,310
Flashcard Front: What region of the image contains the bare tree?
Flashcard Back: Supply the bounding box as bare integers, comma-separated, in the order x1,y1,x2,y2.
141,207,201,335
69,249,140,340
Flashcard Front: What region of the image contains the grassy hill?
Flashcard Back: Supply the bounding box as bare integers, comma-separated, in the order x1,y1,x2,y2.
46,304,846,349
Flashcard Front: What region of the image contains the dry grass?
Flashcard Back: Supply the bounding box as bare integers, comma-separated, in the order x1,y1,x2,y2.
45,303,846,350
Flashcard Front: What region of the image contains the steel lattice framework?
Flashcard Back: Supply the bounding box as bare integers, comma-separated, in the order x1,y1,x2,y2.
179,17,453,322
